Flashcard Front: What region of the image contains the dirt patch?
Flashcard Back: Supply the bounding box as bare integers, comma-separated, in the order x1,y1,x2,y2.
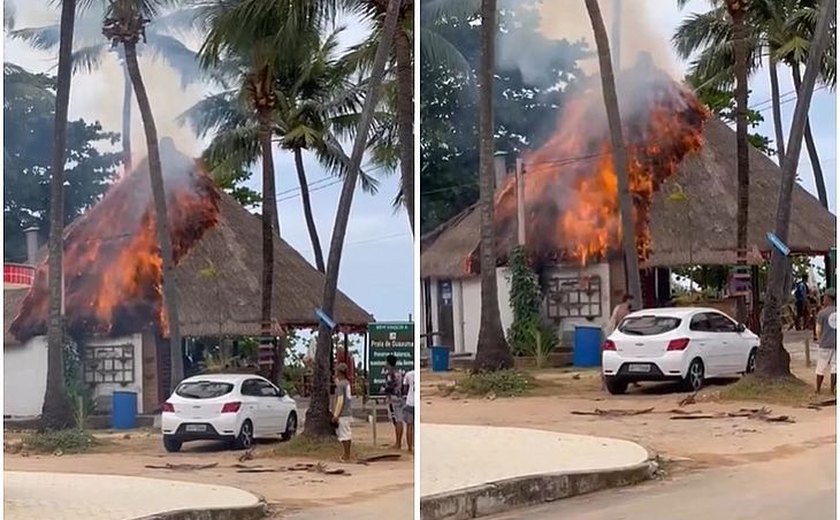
4,425,412,512
422,368,836,473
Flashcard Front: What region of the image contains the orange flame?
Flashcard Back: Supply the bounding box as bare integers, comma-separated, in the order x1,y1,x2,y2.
471,63,708,272
11,158,220,342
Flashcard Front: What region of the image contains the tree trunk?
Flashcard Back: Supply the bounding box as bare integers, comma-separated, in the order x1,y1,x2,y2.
611,0,621,70
294,147,325,272
727,0,750,325
756,0,834,379
790,62,828,208
472,0,514,372
394,24,415,235
769,57,786,167
41,0,77,431
258,112,277,355
584,0,642,308
123,40,183,390
121,59,133,172
303,0,402,438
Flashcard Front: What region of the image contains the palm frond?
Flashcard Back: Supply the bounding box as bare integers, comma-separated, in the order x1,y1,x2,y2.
420,27,472,78
70,44,109,74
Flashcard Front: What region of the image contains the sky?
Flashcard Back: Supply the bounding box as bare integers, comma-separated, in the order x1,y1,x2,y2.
2,0,415,323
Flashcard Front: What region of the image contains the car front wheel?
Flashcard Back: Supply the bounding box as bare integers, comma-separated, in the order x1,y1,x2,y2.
281,412,297,441
163,435,182,453
605,377,629,395
233,419,254,450
745,349,757,374
683,358,705,392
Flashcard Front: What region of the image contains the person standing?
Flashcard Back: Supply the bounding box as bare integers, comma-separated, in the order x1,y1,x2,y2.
402,368,415,453
332,363,354,462
383,355,405,449
794,275,809,331
606,293,634,336
815,289,836,395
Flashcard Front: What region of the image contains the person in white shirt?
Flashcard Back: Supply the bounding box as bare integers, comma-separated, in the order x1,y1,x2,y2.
402,369,415,453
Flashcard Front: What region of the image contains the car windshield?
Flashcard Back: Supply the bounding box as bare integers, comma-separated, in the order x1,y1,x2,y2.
175,381,234,399
619,316,681,336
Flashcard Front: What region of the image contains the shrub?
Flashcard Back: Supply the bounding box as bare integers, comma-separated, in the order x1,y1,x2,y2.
524,324,559,369
456,370,535,397
23,428,97,454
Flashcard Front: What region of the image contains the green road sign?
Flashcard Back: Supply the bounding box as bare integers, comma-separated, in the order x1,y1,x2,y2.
367,322,414,398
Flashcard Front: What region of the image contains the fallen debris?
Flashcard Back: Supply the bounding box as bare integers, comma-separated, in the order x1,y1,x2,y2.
144,462,219,471
571,407,655,417
357,453,402,464
668,407,795,423
678,391,699,407
238,447,256,463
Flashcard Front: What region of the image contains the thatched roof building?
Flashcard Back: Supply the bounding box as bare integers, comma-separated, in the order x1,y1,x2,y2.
7,153,373,343
422,118,836,278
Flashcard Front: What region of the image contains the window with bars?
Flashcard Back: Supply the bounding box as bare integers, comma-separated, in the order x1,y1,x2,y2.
546,275,603,320
84,344,135,384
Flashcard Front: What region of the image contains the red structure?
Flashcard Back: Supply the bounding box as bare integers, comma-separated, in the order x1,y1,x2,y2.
4,263,35,288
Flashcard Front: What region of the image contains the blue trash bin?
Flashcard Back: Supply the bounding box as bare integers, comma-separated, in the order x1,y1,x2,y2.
573,325,603,367
430,345,450,372
112,391,138,430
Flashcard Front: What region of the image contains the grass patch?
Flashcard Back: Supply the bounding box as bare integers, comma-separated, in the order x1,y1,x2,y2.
455,369,535,397
272,435,390,461
719,375,815,406
21,428,98,454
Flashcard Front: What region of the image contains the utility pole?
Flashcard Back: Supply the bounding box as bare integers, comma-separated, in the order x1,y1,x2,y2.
516,158,526,246
612,0,621,71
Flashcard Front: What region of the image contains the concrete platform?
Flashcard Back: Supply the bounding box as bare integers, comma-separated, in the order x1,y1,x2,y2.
4,471,265,520
420,424,653,519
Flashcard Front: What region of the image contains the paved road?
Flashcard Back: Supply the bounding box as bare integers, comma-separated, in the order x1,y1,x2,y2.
484,444,835,520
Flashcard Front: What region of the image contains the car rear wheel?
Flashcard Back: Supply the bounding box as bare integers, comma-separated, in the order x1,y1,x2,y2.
233,420,254,450
745,349,757,374
605,377,629,395
683,358,705,392
281,412,297,441
163,435,182,453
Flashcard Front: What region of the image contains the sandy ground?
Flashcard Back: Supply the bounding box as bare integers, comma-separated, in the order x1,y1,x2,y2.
4,425,412,517
421,343,836,471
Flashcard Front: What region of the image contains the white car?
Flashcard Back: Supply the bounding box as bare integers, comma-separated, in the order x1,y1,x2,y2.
161,374,298,452
602,307,759,395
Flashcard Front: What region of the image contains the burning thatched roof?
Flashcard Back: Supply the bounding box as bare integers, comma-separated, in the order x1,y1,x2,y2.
4,289,28,346
421,118,836,278
8,151,373,343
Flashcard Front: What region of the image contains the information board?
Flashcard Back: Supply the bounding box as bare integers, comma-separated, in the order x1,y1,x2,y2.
367,322,414,398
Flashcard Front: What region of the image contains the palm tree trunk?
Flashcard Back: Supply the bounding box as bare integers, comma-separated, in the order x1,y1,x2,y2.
472,0,513,372
294,147,325,272
757,0,834,379
790,62,828,208
123,40,184,390
121,59,133,172
769,57,786,167
303,0,402,438
42,0,77,431
584,0,642,308
258,113,277,362
727,0,750,325
395,24,414,235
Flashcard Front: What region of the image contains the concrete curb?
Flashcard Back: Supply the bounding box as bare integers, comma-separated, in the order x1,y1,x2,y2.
420,460,656,520
134,497,268,520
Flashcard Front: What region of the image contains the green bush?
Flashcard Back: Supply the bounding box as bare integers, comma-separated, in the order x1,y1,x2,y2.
23,428,97,454
524,324,559,368
506,246,559,357
456,370,535,397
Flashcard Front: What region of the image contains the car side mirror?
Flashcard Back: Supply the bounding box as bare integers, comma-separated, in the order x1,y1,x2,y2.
736,323,746,333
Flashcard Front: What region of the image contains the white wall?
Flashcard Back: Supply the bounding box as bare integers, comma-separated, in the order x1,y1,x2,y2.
86,333,145,414
447,263,612,355
4,337,48,418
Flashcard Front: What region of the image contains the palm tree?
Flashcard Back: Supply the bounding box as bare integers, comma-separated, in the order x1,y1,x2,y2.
303,0,402,438
672,0,835,208
725,0,750,325
184,26,382,273
11,4,206,170
472,0,513,372
42,0,78,431
100,0,184,389
757,0,834,378
583,0,642,308
196,0,338,374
